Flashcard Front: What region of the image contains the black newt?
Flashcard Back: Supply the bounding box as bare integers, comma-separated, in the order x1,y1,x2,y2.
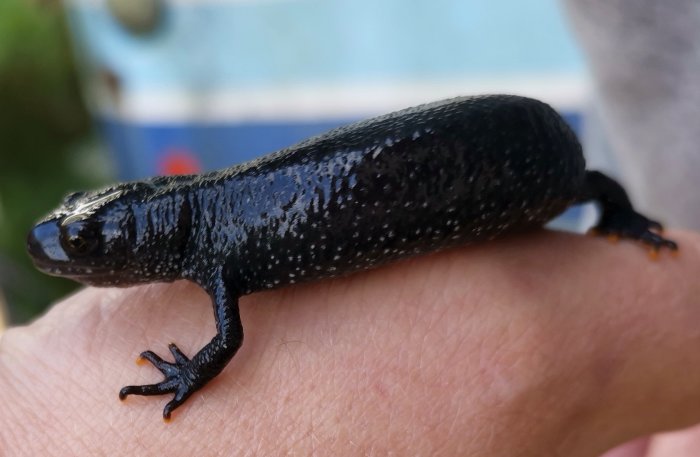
26,95,678,420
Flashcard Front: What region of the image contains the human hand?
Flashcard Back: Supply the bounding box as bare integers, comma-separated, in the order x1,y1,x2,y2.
1,230,699,456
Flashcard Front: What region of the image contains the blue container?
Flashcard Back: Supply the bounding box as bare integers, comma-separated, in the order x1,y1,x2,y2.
65,0,594,229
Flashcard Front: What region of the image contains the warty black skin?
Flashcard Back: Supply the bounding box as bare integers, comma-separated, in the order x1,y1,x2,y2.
26,94,678,420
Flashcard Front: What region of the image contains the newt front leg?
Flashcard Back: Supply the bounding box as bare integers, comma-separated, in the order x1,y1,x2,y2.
119,277,243,421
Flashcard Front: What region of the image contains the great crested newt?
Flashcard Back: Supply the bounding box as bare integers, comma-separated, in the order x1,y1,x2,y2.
27,95,678,420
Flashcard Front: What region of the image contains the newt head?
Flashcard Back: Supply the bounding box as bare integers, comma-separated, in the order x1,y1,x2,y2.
27,182,191,287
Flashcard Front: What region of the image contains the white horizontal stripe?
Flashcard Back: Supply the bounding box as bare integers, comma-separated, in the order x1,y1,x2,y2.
88,76,590,123
67,0,296,6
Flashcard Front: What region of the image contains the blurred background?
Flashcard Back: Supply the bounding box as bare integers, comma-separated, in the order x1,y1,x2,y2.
1,0,603,323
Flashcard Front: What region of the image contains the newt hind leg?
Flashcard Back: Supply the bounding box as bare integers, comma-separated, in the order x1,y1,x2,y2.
580,171,678,253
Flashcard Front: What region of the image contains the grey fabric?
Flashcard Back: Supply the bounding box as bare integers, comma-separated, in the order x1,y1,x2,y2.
561,0,700,229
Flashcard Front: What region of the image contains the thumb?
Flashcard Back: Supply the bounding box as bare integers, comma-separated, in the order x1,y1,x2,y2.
527,230,700,455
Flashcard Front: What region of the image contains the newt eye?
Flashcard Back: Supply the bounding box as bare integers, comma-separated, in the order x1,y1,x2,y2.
60,221,99,256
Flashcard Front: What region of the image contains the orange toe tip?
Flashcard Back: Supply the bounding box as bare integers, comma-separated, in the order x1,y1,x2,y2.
648,249,659,261
136,356,146,366
163,416,172,424
607,234,620,244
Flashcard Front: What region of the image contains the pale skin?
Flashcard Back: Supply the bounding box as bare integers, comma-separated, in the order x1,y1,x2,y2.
1,230,700,456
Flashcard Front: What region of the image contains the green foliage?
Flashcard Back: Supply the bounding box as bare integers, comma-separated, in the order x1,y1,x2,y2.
0,0,105,322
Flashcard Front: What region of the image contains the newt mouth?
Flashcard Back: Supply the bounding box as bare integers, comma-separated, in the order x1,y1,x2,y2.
29,257,116,279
